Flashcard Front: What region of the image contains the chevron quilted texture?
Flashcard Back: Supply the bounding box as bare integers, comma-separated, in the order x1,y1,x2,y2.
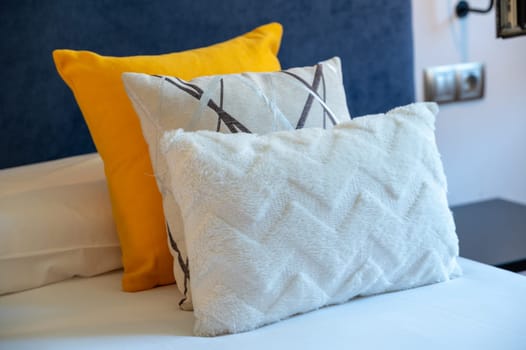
161,102,461,336
122,57,350,310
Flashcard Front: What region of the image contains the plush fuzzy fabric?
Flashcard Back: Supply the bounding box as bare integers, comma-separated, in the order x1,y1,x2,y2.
161,102,461,336
122,57,350,309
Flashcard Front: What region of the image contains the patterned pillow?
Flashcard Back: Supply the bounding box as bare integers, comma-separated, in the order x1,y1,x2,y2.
122,57,351,309
160,102,461,336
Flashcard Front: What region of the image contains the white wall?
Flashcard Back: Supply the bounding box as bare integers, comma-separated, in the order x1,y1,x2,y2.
412,0,526,206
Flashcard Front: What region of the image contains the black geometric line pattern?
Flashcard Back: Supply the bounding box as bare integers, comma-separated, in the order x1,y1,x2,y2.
166,222,190,307
154,65,335,136
154,75,251,133
280,65,337,127
291,63,323,129
321,71,327,128
216,78,224,132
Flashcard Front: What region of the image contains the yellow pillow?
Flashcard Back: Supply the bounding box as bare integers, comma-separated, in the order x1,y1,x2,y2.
53,23,283,292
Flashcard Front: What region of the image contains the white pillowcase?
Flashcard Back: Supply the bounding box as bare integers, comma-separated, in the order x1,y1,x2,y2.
122,57,351,310
0,154,122,295
161,102,461,336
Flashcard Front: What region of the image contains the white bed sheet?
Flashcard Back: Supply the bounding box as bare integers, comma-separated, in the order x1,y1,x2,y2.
1,258,525,350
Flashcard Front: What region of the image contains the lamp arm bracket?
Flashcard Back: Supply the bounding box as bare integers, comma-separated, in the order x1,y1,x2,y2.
456,0,494,17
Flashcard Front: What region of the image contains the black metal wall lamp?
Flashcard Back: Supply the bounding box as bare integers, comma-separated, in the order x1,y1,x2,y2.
456,0,494,17
455,0,525,38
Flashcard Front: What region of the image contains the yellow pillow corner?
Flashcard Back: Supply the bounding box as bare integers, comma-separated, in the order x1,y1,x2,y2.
53,23,283,292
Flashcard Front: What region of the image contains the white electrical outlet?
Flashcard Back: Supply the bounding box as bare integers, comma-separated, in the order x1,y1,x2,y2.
456,62,484,101
424,62,485,103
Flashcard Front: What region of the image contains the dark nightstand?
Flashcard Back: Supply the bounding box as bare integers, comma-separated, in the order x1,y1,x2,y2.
451,198,526,272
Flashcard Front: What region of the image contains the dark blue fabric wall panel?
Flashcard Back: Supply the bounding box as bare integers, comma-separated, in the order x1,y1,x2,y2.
0,0,414,168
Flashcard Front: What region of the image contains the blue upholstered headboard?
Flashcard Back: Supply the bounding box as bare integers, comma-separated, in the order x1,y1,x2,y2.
0,0,414,169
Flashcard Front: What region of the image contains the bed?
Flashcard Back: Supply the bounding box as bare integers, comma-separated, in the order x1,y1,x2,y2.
1,0,525,349
0,257,524,349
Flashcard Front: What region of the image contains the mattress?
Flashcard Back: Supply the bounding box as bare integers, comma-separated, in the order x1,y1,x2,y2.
1,258,525,350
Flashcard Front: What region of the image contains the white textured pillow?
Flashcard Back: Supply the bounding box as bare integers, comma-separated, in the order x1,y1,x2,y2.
161,102,461,336
0,154,122,295
122,57,350,309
